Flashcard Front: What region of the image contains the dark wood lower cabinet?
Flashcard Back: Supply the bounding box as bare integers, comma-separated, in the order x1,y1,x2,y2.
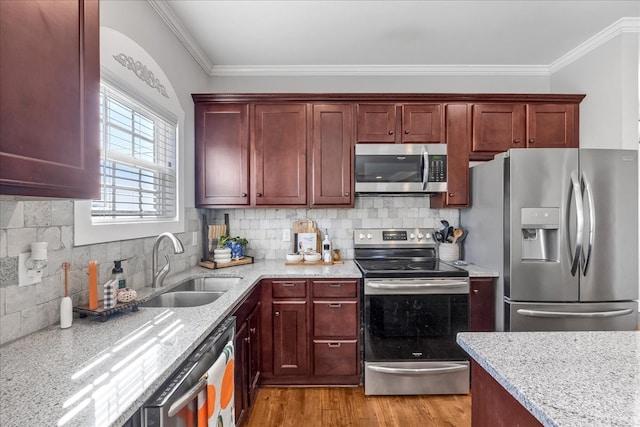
260,278,361,386
469,277,496,332
471,360,542,426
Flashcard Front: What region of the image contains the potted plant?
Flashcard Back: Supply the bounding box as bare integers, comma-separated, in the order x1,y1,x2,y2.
220,235,248,259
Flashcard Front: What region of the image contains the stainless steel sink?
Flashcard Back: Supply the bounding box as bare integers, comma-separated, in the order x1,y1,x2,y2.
141,291,223,307
169,277,241,293
140,276,242,308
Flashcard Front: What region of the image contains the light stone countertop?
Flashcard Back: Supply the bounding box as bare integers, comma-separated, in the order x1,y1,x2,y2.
0,260,362,427
457,331,640,427
442,261,500,277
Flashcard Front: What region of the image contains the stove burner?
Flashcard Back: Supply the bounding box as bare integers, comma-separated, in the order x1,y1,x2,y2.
367,261,406,271
406,261,437,270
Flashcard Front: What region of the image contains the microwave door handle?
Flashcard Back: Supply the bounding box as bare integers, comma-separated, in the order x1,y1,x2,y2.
167,374,208,418
421,147,429,190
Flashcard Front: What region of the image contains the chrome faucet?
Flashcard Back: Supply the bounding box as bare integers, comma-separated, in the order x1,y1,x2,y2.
152,232,185,288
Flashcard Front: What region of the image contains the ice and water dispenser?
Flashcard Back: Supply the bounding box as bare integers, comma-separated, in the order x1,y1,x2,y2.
520,208,559,262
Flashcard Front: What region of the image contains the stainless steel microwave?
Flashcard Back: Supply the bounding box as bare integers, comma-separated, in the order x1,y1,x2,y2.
355,144,447,194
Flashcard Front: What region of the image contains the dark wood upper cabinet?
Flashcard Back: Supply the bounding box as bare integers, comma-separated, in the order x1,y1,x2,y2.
0,0,100,199
195,103,250,206
253,104,308,206
310,104,353,207
472,104,527,154
357,103,443,143
527,104,577,148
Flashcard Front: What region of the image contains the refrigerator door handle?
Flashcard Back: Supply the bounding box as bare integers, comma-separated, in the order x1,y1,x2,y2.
581,173,595,276
517,308,633,319
568,171,584,276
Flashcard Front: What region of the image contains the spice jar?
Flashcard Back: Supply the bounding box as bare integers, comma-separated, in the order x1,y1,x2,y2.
332,249,341,262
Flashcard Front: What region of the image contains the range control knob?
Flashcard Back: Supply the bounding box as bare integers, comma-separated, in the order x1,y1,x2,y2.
366,233,373,240
409,233,416,240
425,232,432,240
417,232,424,240
359,233,365,240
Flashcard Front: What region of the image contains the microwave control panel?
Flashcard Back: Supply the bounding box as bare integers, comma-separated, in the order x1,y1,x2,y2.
427,155,447,182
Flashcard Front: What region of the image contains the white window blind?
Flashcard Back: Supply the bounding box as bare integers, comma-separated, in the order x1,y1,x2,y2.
93,83,177,219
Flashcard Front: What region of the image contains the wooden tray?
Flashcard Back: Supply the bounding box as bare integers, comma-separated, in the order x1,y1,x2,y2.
285,260,344,266
74,299,144,322
199,256,254,270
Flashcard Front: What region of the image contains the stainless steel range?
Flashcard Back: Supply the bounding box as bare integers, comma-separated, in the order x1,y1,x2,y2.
354,228,470,396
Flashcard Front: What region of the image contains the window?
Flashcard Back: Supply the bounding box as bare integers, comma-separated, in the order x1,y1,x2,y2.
93,83,177,221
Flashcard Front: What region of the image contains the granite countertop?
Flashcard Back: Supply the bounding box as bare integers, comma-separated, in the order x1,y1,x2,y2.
457,331,640,427
0,260,362,427
443,261,499,277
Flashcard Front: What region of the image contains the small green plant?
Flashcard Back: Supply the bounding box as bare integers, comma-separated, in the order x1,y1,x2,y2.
220,235,248,248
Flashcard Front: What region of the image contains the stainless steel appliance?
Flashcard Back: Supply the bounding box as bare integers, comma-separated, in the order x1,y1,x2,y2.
354,228,470,396
461,148,638,331
142,317,236,426
354,144,447,193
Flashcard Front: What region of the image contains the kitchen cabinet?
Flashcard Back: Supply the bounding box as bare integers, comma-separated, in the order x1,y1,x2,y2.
253,104,308,206
232,283,262,426
471,103,578,161
310,104,353,207
0,0,100,199
260,278,361,386
356,103,444,144
469,278,496,332
195,103,250,206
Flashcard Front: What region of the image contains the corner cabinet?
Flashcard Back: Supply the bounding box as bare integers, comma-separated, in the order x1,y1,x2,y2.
0,0,100,199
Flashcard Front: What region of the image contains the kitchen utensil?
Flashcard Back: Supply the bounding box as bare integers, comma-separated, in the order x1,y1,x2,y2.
434,231,444,243
452,228,464,243
457,229,468,243
60,262,72,328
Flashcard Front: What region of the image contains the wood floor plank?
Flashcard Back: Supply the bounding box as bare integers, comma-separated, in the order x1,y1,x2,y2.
246,387,471,427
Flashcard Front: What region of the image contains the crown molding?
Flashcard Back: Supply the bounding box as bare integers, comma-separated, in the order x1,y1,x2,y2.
148,1,637,78
550,17,640,74
147,0,213,72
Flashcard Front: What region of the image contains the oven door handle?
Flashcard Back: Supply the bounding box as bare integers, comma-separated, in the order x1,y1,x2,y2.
167,374,208,418
366,281,468,290
368,364,468,375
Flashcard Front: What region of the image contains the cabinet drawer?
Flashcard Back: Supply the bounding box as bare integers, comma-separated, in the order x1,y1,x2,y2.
311,280,358,298
313,340,358,377
272,280,307,298
313,301,358,337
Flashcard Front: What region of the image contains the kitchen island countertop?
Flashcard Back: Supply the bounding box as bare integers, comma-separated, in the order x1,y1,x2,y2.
0,260,362,427
457,330,640,427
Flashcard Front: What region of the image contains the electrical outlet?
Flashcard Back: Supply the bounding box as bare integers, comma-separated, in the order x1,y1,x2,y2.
283,229,290,242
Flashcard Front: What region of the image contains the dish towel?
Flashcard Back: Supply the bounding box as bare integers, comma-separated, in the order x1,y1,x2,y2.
197,340,235,427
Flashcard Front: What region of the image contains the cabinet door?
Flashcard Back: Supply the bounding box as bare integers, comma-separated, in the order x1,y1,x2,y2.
195,103,249,206
253,104,307,206
273,301,308,376
401,104,444,143
0,0,100,199
247,301,261,403
234,320,249,425
356,104,397,143
310,104,353,206
527,104,577,148
471,104,526,156
469,278,496,332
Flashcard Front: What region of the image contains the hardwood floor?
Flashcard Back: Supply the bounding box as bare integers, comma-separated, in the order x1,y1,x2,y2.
245,387,471,427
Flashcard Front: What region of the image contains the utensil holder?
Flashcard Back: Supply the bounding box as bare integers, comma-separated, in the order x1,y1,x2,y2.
439,243,460,262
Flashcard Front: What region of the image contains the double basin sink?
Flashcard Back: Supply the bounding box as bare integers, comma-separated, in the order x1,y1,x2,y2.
141,276,241,308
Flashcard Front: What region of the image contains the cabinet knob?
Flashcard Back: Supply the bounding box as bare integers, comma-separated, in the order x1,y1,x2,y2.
274,311,280,317
250,327,256,334
388,130,394,135
473,289,479,294
529,139,535,144
344,192,349,196
256,193,263,197
244,337,250,343
449,193,454,197
241,193,247,197
513,138,521,144
404,129,410,134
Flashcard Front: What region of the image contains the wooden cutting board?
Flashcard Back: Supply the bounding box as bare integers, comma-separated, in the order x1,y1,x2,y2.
292,219,321,253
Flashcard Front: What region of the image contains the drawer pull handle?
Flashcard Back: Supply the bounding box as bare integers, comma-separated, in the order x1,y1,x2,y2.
328,343,342,348
473,289,479,294
328,284,342,288
328,303,342,308
281,283,296,287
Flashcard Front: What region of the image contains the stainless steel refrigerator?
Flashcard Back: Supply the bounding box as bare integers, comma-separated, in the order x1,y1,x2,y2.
461,148,638,331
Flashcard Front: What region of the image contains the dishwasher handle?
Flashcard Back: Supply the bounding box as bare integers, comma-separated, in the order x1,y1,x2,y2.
167,374,208,417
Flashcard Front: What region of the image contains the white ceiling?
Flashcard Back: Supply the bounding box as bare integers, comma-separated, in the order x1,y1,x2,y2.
149,0,640,76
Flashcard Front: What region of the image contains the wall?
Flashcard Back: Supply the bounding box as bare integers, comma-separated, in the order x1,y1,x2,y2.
0,0,210,345
207,196,459,261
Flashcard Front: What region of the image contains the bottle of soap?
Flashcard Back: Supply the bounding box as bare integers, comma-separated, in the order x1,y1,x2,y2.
322,230,332,263
112,259,126,295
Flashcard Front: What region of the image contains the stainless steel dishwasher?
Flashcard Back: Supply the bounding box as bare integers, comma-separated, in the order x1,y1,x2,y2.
142,316,236,426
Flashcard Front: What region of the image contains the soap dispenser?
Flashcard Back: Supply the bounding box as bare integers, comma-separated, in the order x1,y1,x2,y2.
322,230,332,263
112,259,127,294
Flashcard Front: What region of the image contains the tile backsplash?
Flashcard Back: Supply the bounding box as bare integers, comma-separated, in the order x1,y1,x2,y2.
207,196,459,261
0,195,458,345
